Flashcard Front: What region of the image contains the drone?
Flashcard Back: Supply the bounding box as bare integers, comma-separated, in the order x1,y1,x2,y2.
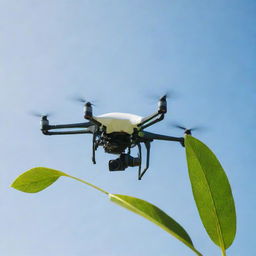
39,95,193,180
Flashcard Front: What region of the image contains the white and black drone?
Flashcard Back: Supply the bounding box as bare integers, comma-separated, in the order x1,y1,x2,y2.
39,95,193,180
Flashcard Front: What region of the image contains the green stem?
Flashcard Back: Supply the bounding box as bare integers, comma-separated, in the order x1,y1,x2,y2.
67,174,109,195
66,174,203,256
221,247,227,256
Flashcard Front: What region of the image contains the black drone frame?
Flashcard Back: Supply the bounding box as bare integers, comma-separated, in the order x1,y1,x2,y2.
40,96,184,180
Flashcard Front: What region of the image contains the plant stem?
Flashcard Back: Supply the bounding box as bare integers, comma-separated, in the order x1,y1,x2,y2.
221,247,227,256
67,174,109,195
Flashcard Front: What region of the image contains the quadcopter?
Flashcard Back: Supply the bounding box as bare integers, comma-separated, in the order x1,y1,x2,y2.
39,95,193,180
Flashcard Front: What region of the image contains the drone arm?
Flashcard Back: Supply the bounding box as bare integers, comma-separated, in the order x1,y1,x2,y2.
84,115,102,127
42,129,92,135
46,122,94,130
140,113,164,130
41,120,95,135
137,96,167,129
137,111,160,127
139,131,184,146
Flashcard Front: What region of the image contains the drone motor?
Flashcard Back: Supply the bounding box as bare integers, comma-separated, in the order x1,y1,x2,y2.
40,116,49,130
158,95,167,113
84,102,93,119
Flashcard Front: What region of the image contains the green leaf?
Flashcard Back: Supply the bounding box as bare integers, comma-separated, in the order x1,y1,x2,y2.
11,167,68,193
11,167,203,255
185,135,236,251
11,167,108,194
109,194,202,256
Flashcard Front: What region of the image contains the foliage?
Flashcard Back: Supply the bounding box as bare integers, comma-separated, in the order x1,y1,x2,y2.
11,167,202,256
185,135,236,253
11,136,236,256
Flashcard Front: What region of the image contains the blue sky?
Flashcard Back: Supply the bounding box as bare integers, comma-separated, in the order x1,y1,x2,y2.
0,1,255,255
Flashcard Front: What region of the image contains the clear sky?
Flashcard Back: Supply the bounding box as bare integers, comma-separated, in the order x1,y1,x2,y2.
0,1,255,255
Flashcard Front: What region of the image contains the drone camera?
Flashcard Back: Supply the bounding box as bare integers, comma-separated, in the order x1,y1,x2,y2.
109,154,141,171
109,159,123,171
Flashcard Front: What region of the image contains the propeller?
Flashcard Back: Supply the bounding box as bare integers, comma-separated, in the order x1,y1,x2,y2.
69,96,97,106
171,122,206,135
147,90,177,101
29,111,53,118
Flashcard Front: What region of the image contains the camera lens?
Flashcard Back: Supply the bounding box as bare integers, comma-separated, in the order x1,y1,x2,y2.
109,159,120,171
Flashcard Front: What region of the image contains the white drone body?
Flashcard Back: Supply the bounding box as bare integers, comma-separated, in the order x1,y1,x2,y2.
94,112,143,134
40,95,184,179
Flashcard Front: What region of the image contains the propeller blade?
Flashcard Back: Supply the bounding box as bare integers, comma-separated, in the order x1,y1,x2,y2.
189,126,206,132
69,96,87,103
146,89,177,101
169,122,207,135
69,96,97,106
170,122,186,130
162,91,172,99
173,124,186,130
29,111,53,118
